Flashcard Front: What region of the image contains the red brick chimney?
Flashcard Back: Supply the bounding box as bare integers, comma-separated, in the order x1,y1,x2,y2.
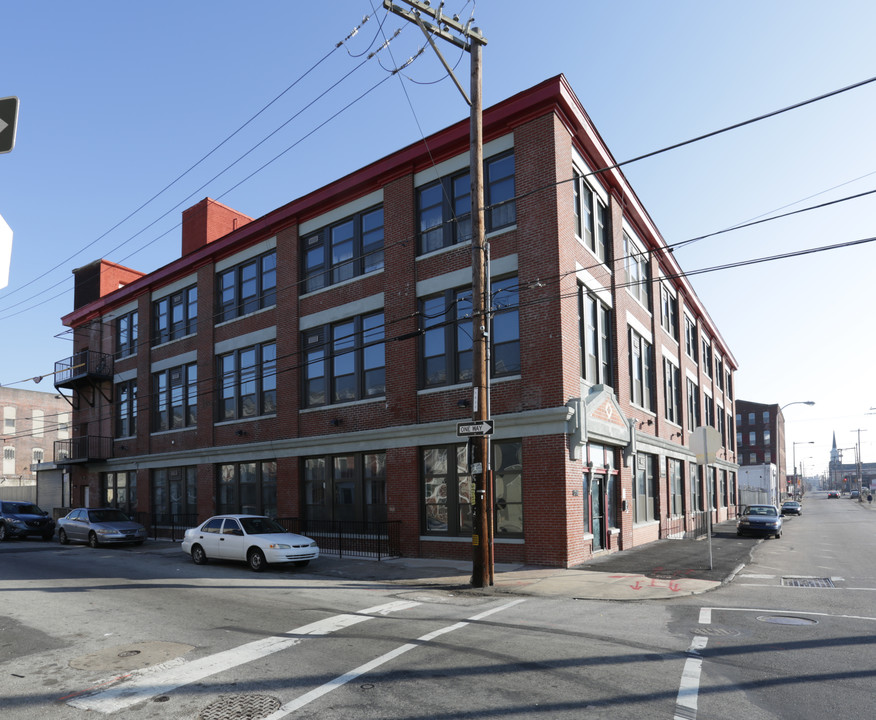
181,198,253,256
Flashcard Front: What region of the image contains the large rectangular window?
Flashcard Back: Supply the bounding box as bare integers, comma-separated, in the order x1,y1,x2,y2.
101,471,137,516
634,453,657,523
115,379,137,438
303,206,384,293
579,286,613,386
218,342,277,420
629,328,654,411
217,461,277,517
684,316,698,362
660,283,678,340
152,466,197,524
303,313,385,408
152,362,197,432
623,232,651,308
420,277,519,388
686,378,700,429
153,285,197,345
422,440,522,537
418,152,516,254
116,310,138,358
573,169,609,262
664,358,681,425
217,250,276,322
669,458,684,516
303,452,386,523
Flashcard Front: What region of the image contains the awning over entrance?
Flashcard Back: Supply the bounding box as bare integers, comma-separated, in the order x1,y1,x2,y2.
567,385,631,460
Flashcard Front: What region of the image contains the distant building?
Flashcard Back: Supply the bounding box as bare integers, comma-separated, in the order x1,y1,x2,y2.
735,400,786,483
829,432,875,492
52,75,739,567
0,386,70,488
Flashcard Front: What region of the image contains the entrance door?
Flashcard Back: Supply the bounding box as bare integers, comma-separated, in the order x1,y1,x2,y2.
590,474,606,551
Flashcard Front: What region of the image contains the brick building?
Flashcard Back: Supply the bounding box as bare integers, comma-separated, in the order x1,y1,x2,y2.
54,75,738,567
0,386,70,486
735,400,787,484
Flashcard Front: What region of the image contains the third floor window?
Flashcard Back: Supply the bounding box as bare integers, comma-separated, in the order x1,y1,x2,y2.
153,286,196,346
217,250,276,323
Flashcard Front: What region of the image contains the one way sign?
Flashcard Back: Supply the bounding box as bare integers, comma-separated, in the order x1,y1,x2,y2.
0,97,19,154
457,420,494,436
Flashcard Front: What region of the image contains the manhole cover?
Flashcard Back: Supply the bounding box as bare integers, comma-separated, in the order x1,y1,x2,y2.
199,694,281,720
757,615,818,626
782,577,835,588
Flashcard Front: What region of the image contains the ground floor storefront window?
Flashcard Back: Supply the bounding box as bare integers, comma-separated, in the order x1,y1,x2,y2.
634,453,657,523
422,440,522,538
151,466,197,523
217,461,277,517
303,452,386,523
101,471,137,515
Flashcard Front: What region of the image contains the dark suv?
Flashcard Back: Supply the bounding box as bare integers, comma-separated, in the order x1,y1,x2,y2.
0,501,55,541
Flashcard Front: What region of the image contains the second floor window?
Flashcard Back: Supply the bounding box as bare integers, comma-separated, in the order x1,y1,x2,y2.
420,277,520,389
624,232,651,308
664,359,680,425
217,250,276,322
302,207,384,293
629,328,654,411
687,378,700,428
218,342,277,420
684,316,698,361
579,286,612,386
153,286,197,346
153,363,197,432
660,283,678,340
303,314,385,407
116,310,138,357
115,379,137,438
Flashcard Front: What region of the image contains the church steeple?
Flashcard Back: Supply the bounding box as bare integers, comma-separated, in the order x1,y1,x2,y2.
831,432,838,463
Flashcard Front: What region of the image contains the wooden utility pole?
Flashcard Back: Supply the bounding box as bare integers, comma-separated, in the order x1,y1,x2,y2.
382,1,492,587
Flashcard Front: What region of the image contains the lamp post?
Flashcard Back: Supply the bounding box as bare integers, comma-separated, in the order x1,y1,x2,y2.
792,441,813,500
781,401,814,500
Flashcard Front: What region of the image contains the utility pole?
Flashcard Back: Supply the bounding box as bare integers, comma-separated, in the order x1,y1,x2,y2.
383,1,493,587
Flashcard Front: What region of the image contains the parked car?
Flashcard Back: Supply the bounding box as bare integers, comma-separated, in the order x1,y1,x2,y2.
57,508,147,547
780,501,802,516
0,501,55,541
736,504,783,538
849,490,860,499
182,515,319,572
827,491,840,498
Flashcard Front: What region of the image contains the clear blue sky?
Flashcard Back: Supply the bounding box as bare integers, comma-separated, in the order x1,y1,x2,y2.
2,1,875,477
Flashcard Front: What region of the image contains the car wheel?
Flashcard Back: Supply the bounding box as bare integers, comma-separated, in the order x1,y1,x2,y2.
88,532,100,548
58,529,69,545
0,524,7,541
248,548,267,572
294,560,310,568
775,530,782,539
191,544,208,565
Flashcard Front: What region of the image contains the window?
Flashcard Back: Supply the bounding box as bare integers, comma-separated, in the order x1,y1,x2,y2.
660,283,678,339
701,337,713,378
736,432,743,448
573,169,609,262
153,286,197,345
304,452,386,523
420,277,519,388
101,471,137,515
218,342,277,420
422,440,522,537
629,329,654,411
687,378,700,429
32,448,44,464
764,429,771,445
3,446,14,475
303,313,385,407
749,453,756,464
151,466,197,524
749,431,756,445
704,394,715,427
762,410,770,423
3,406,14,433
116,310,138,357
664,359,681,424
715,356,725,390
634,453,656,523
217,250,276,322
669,458,684,516
748,412,755,425
417,152,516,254
765,451,772,463
579,286,613,386
217,461,277,517
690,464,702,512
728,412,735,451
303,207,384,293
717,408,726,446
684,316,698,361
152,363,197,431
115,379,137,438
726,370,733,399
623,232,651,307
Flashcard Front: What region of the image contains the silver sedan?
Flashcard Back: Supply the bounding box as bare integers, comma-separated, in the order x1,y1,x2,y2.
57,508,147,547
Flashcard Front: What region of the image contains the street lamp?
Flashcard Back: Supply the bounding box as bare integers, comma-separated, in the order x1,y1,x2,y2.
792,440,813,500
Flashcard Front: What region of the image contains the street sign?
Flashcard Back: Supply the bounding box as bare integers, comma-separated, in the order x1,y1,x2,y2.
457,420,494,436
0,97,19,154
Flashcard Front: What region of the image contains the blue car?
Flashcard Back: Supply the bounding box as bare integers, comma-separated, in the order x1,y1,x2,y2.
737,504,783,539
0,501,55,541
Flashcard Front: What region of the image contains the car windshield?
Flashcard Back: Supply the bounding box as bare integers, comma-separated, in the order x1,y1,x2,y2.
3,503,42,514
746,506,777,516
240,517,287,535
88,509,131,523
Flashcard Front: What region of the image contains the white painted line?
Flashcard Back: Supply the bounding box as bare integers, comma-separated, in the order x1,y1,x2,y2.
263,598,527,720
674,636,707,719
67,600,421,714
698,608,711,625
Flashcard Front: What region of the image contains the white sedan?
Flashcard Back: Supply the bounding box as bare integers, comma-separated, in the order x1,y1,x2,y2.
182,515,319,572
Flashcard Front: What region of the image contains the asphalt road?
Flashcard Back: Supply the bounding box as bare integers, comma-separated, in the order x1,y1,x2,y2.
1,491,873,719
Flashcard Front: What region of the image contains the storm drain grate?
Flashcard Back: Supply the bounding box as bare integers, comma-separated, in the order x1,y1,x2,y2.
199,694,281,720
782,577,835,588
